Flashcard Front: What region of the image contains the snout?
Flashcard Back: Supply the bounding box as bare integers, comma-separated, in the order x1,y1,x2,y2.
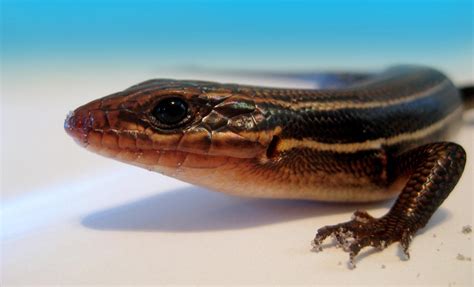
64,110,92,146
64,98,103,146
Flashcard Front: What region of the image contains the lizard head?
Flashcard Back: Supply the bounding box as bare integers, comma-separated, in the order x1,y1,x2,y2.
65,79,280,179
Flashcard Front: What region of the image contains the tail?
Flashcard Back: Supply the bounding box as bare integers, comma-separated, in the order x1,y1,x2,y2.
460,86,474,110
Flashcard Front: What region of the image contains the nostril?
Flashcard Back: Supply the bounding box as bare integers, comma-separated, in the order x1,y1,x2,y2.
64,109,93,145
64,111,76,131
65,110,92,130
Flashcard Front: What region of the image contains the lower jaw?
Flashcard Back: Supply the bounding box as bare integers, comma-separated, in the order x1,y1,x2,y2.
85,144,238,171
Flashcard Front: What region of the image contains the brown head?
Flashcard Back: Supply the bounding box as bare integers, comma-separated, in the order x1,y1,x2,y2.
65,79,280,190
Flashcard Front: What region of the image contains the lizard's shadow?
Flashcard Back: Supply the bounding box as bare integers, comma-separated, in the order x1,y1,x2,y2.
81,186,449,232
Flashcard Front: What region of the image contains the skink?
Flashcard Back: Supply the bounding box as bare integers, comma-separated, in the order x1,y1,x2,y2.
65,65,471,267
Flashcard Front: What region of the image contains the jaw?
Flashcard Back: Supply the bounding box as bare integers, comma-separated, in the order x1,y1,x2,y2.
65,109,254,173
83,143,272,197
65,111,269,193
85,143,238,170
84,142,253,182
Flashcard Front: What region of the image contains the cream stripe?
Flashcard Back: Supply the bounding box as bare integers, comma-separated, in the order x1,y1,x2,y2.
278,106,463,153
123,76,449,112
251,79,450,111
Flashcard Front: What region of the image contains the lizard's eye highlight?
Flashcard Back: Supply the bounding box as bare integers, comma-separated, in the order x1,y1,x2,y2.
153,97,188,125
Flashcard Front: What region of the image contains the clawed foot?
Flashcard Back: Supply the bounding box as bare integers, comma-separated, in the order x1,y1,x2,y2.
312,210,414,268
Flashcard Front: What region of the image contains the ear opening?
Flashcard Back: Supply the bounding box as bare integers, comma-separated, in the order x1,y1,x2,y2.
266,135,281,159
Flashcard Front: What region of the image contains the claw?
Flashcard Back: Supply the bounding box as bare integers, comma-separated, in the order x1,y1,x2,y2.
400,231,413,260
311,239,323,252
313,210,417,267
348,253,357,269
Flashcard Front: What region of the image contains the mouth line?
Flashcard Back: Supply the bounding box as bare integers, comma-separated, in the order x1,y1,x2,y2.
88,143,253,160
65,110,267,162
75,126,266,159
85,142,243,170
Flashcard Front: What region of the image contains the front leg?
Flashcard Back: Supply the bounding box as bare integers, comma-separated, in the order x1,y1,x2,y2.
312,142,466,267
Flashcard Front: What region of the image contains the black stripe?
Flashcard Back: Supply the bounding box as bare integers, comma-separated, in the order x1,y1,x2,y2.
257,80,461,143
240,66,447,104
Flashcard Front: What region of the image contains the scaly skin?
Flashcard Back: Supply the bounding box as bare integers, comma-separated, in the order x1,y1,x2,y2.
65,66,469,267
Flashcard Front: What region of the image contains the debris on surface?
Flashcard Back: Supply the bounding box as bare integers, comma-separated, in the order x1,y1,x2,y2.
348,260,356,270
416,273,420,278
461,225,472,234
337,261,342,266
432,233,437,238
456,253,472,261
381,264,386,269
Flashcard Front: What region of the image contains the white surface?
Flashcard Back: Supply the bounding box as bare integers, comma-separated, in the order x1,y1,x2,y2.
1,66,473,285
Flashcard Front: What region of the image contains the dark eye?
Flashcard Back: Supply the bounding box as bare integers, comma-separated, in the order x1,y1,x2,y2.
152,97,188,125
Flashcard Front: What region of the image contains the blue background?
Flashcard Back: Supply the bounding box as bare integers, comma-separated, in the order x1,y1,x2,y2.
2,0,473,75
1,2,473,283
